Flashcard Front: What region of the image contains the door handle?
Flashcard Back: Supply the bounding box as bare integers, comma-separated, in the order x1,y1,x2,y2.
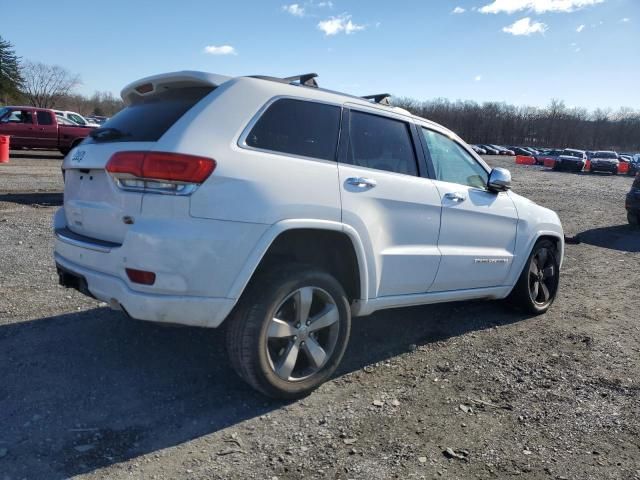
443,192,466,202
346,177,377,189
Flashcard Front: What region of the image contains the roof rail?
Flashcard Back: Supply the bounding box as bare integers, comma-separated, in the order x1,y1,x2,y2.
282,73,319,87
362,93,391,105
248,73,319,88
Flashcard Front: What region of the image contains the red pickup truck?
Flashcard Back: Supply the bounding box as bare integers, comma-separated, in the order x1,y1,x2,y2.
0,106,94,156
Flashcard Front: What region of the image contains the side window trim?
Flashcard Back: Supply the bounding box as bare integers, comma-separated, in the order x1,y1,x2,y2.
238,95,343,164
343,107,420,177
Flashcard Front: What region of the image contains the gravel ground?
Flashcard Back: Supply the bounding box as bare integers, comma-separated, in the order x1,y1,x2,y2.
0,153,639,480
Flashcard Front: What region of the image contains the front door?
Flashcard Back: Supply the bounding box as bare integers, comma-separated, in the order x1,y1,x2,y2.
0,109,39,148
419,127,518,292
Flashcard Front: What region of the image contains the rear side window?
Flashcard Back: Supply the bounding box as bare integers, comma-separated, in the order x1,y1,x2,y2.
86,86,214,143
36,111,53,125
346,110,418,176
246,99,340,161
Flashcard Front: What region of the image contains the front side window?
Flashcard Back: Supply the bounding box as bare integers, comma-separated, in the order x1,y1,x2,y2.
246,99,341,161
422,128,488,189
3,110,33,124
346,110,418,176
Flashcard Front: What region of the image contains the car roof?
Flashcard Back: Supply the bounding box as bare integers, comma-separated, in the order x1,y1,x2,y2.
120,70,450,135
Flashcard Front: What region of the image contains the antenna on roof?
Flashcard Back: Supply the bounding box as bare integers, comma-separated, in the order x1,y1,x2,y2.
362,93,391,105
282,73,319,87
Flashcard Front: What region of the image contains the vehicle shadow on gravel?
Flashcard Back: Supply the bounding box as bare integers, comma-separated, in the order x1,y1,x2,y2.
0,192,63,206
0,301,529,478
8,151,64,160
577,224,640,252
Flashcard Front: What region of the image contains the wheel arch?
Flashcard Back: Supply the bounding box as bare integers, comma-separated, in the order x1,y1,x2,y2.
226,220,370,309
506,229,564,296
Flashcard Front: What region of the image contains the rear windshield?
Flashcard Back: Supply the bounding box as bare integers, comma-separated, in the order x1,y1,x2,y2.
85,86,213,143
593,151,618,159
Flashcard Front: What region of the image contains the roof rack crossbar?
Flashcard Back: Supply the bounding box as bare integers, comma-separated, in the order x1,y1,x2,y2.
282,73,319,87
362,93,391,105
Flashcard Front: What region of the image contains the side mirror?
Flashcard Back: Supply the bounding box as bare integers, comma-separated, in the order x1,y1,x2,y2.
488,167,512,192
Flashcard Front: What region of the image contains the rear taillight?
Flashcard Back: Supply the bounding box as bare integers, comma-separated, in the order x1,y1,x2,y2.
106,151,215,195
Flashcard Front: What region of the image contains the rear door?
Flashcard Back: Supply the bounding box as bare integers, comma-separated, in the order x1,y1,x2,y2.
34,110,58,148
419,127,518,291
338,107,442,298
62,85,216,244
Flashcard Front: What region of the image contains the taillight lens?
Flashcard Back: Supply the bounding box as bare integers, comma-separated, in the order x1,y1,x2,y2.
106,151,215,194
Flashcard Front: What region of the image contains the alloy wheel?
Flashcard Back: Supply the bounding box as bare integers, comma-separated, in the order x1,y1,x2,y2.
265,287,340,381
528,247,558,306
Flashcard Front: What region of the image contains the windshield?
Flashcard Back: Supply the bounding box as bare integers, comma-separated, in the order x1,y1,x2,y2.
0,107,10,120
562,150,583,158
593,151,618,159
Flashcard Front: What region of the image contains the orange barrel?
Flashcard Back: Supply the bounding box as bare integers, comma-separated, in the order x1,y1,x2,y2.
585,159,591,171
0,135,9,163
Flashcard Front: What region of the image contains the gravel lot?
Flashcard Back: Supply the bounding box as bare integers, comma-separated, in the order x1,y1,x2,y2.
1,151,639,480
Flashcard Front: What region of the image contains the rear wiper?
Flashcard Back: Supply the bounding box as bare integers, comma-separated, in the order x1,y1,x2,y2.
89,127,130,141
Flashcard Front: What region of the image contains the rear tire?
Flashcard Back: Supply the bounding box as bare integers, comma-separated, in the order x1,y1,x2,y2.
507,239,560,314
225,264,351,399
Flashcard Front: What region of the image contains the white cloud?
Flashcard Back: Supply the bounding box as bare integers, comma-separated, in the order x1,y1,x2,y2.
480,0,604,14
203,45,237,55
317,14,365,35
621,17,630,22
317,1,333,7
452,6,466,14
474,75,483,81
282,3,305,17
502,17,548,35
576,24,585,32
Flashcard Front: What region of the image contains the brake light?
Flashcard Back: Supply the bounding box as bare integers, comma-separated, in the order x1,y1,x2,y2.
106,151,215,194
126,268,156,285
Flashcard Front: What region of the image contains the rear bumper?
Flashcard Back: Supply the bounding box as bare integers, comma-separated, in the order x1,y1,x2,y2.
55,254,235,327
52,207,269,327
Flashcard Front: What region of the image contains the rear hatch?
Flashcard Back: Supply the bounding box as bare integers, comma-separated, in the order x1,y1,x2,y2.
62,72,228,243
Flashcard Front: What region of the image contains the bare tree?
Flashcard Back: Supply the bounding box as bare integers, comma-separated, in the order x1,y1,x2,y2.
20,61,80,108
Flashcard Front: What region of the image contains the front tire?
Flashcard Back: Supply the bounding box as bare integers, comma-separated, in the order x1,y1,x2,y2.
629,212,639,227
507,239,560,314
225,265,351,399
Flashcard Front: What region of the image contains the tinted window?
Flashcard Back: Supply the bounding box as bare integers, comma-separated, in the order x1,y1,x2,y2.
562,149,584,158
36,111,53,125
594,151,618,159
346,111,417,176
422,128,488,189
86,86,213,143
246,99,340,161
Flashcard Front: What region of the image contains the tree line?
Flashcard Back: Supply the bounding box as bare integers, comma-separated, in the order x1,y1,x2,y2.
393,97,640,152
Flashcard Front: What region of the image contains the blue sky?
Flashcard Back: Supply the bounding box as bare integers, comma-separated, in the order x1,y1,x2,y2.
2,0,638,109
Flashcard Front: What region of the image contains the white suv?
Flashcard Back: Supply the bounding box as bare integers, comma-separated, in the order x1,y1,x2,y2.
54,71,564,398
